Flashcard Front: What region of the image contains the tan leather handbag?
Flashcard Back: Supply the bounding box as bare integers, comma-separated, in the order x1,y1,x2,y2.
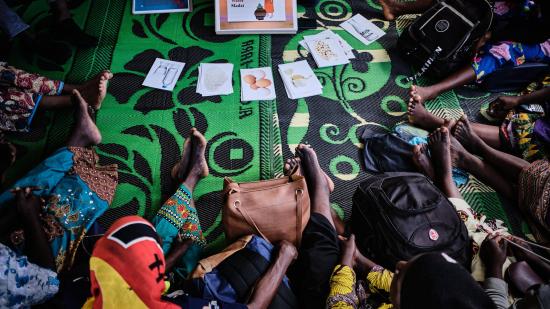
222,175,310,246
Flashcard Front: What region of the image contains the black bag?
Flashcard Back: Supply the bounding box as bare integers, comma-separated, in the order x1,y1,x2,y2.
351,172,471,270
397,0,493,80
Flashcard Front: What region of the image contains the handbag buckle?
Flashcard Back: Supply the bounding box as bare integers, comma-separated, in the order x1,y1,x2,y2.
233,200,241,208
295,189,304,198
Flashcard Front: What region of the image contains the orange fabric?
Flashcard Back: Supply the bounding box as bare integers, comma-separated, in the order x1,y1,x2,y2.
89,216,178,309
264,0,274,13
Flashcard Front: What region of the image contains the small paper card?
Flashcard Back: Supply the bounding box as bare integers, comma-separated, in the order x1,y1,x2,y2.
278,60,322,99
299,30,354,59
197,63,234,96
142,58,185,91
304,36,350,68
340,14,385,46
240,67,276,101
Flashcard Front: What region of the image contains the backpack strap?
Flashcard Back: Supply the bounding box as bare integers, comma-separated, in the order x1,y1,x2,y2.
190,235,253,279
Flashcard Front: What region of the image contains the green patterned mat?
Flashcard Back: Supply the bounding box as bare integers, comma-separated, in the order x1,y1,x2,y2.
4,0,529,251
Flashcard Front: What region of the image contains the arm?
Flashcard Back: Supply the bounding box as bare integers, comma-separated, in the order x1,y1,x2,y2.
247,241,297,309
516,87,550,105
480,235,510,309
16,188,55,271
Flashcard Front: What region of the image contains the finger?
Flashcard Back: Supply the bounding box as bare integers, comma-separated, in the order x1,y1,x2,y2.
338,235,348,241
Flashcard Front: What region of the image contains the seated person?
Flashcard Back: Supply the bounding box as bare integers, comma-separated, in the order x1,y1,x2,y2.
327,128,549,308
83,215,297,309
0,89,118,273
152,128,210,281
0,188,60,308
408,78,550,162
284,144,341,309
0,63,112,133
409,88,550,244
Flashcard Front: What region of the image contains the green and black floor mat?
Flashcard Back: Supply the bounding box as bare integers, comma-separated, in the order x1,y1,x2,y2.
4,0,531,251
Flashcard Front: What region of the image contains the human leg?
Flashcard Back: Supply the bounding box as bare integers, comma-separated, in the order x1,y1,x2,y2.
290,144,339,309
284,156,335,192
379,0,434,21
152,129,208,279
411,66,476,105
62,70,112,110
454,115,529,182
450,136,516,201
66,90,102,147
0,63,63,95
428,127,461,199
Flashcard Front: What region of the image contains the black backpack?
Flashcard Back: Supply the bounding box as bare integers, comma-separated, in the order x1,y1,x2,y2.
351,172,471,270
397,0,493,80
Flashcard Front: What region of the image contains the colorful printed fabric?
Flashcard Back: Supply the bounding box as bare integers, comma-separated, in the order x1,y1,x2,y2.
518,160,550,244
0,243,60,308
449,198,511,282
84,216,179,309
0,147,118,272
327,264,393,309
0,62,63,132
500,111,546,162
152,183,206,280
472,39,550,81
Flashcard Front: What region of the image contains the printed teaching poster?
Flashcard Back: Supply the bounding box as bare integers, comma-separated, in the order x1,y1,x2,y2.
227,0,286,22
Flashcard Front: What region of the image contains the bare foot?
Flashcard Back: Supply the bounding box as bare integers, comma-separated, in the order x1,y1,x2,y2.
295,144,331,212
171,135,192,182
77,70,112,110
453,114,484,155
488,96,520,119
181,128,209,191
428,127,453,184
407,93,444,130
412,144,435,180
284,156,335,192
409,85,437,105
330,208,346,235
379,0,397,20
449,135,473,171
67,89,102,147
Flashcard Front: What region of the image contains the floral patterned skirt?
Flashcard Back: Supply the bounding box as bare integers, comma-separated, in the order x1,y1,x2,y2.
0,62,63,132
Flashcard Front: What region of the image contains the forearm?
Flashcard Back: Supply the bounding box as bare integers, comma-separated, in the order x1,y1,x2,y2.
518,87,550,105
247,252,294,309
22,215,55,270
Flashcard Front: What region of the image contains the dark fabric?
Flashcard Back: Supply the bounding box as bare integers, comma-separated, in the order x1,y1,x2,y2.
289,213,339,309
361,133,416,174
165,294,248,309
491,1,550,44
401,253,494,309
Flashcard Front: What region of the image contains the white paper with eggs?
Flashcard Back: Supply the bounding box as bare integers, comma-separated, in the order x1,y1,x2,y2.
240,67,276,101
196,63,234,96
278,61,322,99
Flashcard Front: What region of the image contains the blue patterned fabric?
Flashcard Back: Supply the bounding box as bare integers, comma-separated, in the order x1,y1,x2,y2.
0,147,117,272
0,243,59,308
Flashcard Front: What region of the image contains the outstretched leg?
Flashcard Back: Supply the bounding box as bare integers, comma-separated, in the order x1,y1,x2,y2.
295,144,333,227
410,66,476,104
63,70,112,110
454,115,528,182
412,143,435,180
66,90,101,147
429,127,461,198
450,136,516,201
284,156,335,192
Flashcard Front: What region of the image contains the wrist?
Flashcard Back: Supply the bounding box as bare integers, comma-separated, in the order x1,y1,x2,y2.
486,265,503,279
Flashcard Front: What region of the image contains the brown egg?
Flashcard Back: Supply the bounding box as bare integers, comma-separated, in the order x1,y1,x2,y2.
255,78,272,88
243,75,256,85
250,83,259,90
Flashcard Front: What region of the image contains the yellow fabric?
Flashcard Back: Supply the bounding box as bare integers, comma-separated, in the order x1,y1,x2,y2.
82,297,94,309
328,265,356,308
366,268,394,294
88,256,148,309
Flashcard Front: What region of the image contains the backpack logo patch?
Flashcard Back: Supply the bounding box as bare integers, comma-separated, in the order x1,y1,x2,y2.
429,228,439,241
435,19,450,32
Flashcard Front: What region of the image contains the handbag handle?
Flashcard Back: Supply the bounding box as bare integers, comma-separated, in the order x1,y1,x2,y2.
233,189,304,245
